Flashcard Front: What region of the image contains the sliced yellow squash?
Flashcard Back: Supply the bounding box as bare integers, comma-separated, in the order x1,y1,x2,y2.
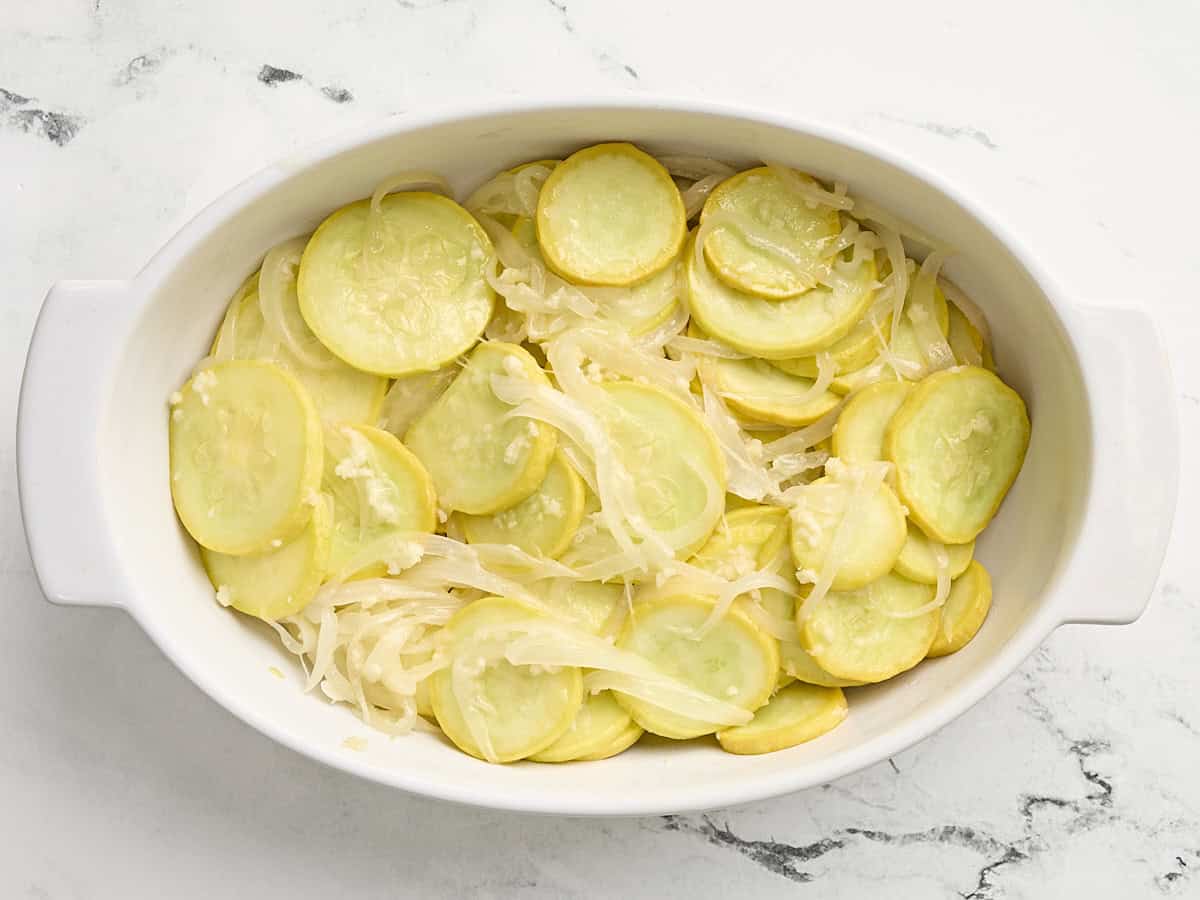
297,192,494,376
405,342,557,515
830,278,950,395
209,271,261,357
885,366,1030,543
530,691,635,762
614,595,777,740
575,721,644,760
353,637,438,720
688,507,840,686
928,560,992,657
947,301,986,367
415,668,436,719
512,216,680,336
717,682,847,754
201,494,331,621
756,521,863,689
723,493,761,513
322,424,438,576
430,597,583,762
212,271,387,425
459,450,586,559
800,572,939,683
831,380,913,464
536,143,685,286
169,360,322,554
769,289,894,379
538,578,627,636
700,167,841,299
788,473,907,591
376,361,460,439
777,634,863,688
711,356,841,427
686,234,877,359
893,521,974,585
561,381,727,570
689,506,787,579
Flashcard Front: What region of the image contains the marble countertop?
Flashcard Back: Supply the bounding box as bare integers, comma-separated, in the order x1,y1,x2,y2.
2,1,1198,897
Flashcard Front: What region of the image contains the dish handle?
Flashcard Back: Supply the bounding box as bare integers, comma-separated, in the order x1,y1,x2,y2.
1055,304,1178,625
17,281,139,610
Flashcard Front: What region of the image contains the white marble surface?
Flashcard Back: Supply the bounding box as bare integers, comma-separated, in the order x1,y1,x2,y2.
2,1,1198,897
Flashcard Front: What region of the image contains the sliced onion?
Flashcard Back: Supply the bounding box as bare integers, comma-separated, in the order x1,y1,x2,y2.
699,381,775,501
680,172,727,219
584,671,751,726
873,222,910,344
763,403,845,461
763,161,855,211
695,210,822,292
793,460,892,621
851,195,952,253
465,164,551,218
939,276,994,346
716,351,834,407
657,155,737,181
886,541,953,620
451,650,501,762
377,362,460,437
909,250,956,374
306,605,340,691
739,596,798,641
666,334,750,359
361,171,455,282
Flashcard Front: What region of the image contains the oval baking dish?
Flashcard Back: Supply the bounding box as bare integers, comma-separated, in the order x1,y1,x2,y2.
17,99,1178,815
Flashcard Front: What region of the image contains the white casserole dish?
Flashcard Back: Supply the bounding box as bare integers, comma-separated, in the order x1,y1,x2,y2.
17,99,1178,815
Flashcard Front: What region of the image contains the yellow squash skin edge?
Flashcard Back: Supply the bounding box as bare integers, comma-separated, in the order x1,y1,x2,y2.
528,691,635,763
717,682,848,755
826,283,951,396
753,518,864,689
297,192,495,377
211,274,388,426
559,380,728,569
405,342,557,516
574,722,644,761
788,475,908,591
799,572,939,683
208,271,259,356
613,594,778,740
831,380,913,465
690,505,788,571
323,423,438,578
459,450,586,559
928,560,993,657
429,597,584,763
769,290,895,379
511,215,681,337
700,167,842,300
893,521,974,585
684,233,879,360
714,357,841,427
885,366,1030,544
536,142,686,287
169,360,324,555
201,497,332,621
